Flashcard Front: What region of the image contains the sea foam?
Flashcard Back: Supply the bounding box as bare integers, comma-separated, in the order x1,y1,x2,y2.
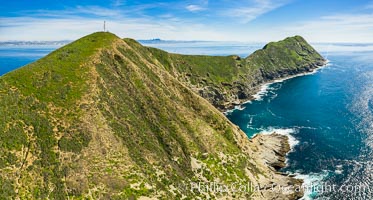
252,83,271,100
257,127,299,150
294,171,330,200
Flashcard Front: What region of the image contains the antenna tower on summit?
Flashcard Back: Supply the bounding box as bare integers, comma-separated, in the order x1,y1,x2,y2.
104,21,106,32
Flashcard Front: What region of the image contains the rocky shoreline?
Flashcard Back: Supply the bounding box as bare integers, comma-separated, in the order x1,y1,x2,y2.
167,36,327,199
223,60,328,113
223,62,329,199
249,133,304,199
216,59,328,111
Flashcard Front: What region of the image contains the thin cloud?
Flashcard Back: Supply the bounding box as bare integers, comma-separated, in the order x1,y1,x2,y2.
13,3,169,20
185,0,208,12
112,0,125,7
1,1,373,42
75,6,124,17
186,5,205,12
365,1,373,9
0,14,226,41
14,6,124,19
224,0,291,23
281,13,373,42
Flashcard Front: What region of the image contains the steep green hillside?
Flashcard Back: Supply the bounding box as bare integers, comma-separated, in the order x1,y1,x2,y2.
145,36,326,109
0,32,319,199
246,36,326,79
0,32,117,199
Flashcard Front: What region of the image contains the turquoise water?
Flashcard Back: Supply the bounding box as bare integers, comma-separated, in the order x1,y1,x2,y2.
0,42,372,199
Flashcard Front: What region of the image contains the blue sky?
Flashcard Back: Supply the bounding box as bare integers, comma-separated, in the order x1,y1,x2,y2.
1,0,373,42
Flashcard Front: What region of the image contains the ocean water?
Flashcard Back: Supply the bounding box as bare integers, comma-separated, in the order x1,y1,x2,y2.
0,42,372,199
140,40,265,58
225,50,373,199
0,45,62,75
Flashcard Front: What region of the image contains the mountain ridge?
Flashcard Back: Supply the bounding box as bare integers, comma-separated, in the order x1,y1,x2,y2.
143,35,326,110
0,32,324,199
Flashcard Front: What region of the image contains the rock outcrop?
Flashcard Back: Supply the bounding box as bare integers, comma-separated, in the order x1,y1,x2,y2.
249,133,304,199
252,134,291,170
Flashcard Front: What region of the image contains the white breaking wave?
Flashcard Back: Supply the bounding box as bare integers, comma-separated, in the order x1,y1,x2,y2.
335,165,343,174
256,127,299,150
234,105,246,110
252,83,271,100
223,100,252,115
294,171,330,200
334,169,343,174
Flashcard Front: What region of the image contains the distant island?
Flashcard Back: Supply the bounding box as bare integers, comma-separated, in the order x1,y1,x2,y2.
138,38,163,43
0,41,71,46
0,32,325,199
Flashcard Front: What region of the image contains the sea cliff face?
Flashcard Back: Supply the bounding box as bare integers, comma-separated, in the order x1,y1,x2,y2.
0,32,323,199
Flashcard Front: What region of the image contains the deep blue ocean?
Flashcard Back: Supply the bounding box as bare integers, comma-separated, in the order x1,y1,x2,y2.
0,45,61,75
0,41,372,199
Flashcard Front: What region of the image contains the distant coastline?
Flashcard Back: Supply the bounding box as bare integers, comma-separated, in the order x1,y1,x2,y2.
0,41,71,46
